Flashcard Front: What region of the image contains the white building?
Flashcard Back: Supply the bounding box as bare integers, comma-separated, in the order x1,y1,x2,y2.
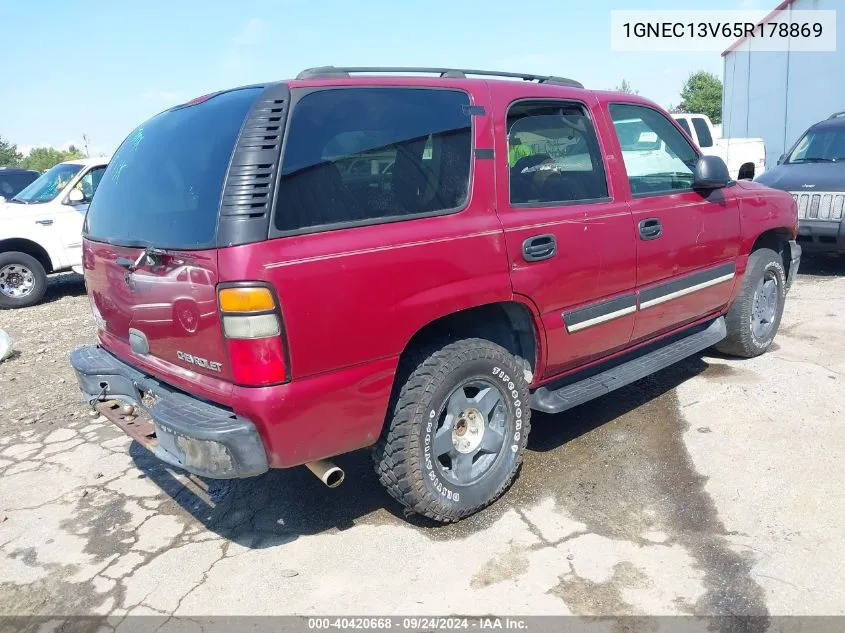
722,0,844,168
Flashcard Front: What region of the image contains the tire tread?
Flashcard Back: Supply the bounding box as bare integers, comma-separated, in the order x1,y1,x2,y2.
716,247,785,358
373,338,531,523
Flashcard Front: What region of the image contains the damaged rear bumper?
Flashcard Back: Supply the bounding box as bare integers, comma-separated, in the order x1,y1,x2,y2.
70,346,268,479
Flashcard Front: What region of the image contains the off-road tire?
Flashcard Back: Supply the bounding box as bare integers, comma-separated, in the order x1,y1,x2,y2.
373,338,531,523
716,247,786,358
0,251,48,309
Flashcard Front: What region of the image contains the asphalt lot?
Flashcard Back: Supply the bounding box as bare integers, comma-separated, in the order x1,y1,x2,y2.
0,260,843,621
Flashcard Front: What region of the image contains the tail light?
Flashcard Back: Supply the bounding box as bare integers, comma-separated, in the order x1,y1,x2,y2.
218,285,289,386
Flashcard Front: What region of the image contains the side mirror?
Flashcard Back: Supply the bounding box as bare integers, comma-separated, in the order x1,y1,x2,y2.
67,188,85,204
692,155,730,190
777,154,786,165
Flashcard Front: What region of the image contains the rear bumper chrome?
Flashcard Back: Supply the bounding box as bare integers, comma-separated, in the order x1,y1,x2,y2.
70,346,268,479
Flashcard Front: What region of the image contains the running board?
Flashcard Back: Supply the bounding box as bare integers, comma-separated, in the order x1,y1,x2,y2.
531,317,726,414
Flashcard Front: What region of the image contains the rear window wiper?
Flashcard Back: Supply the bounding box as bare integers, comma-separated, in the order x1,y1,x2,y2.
116,246,179,271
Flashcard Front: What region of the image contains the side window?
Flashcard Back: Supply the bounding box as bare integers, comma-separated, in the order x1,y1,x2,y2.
609,104,699,197
275,88,472,233
676,117,692,138
75,166,107,202
691,117,714,148
507,100,608,205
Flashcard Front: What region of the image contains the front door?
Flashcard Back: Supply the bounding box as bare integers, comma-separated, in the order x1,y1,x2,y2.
606,103,741,343
56,165,107,267
493,95,637,378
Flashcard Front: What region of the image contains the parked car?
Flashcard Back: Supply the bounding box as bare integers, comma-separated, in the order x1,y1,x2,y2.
672,114,766,181
70,67,800,523
755,111,845,255
0,167,40,202
0,157,109,308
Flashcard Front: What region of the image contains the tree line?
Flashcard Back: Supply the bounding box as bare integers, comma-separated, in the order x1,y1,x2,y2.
613,70,724,124
0,136,89,172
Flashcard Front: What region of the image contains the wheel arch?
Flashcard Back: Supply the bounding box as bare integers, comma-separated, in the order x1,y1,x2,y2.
750,228,794,279
737,162,755,180
398,300,543,383
0,238,54,274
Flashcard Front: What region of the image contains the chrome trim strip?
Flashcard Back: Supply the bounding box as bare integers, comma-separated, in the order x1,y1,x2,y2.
566,305,637,332
639,273,735,310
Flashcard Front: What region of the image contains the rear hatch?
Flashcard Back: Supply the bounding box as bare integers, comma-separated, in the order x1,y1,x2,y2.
83,87,270,384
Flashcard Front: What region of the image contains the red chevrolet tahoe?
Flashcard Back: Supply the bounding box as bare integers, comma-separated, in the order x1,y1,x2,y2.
71,67,800,523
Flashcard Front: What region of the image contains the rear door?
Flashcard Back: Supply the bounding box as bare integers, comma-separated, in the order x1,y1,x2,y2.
605,103,740,343
492,92,637,378
83,87,264,384
249,84,507,380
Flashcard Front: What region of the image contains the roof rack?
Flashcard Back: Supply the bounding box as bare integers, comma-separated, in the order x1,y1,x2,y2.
296,66,583,89
828,111,845,119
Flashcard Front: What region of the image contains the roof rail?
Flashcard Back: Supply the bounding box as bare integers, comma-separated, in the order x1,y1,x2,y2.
295,66,583,88
828,111,845,119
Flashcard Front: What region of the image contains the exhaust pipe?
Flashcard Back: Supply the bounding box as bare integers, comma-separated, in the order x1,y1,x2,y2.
305,459,345,488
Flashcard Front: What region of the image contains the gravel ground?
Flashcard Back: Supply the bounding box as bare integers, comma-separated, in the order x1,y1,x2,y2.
0,262,843,625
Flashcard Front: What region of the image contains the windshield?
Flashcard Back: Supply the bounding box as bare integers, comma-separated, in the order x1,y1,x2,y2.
11,163,82,203
788,127,845,163
85,87,261,249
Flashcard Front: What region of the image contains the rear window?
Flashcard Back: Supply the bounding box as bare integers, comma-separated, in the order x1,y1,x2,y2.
691,117,713,148
274,88,472,234
85,87,261,249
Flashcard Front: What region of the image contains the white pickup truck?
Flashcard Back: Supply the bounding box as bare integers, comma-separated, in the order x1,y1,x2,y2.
672,114,765,181
0,157,109,309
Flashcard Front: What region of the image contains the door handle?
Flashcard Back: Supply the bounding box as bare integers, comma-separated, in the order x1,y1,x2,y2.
638,218,662,240
522,234,556,262
35,219,54,226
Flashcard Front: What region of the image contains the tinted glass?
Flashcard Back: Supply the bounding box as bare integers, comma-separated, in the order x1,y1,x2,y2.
507,101,608,205
610,104,699,196
788,126,845,163
275,88,472,233
12,163,82,203
676,117,692,137
86,88,261,249
74,166,107,203
692,117,714,147
0,172,38,198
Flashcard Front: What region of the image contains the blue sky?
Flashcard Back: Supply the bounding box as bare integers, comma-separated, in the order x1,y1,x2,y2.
2,0,765,156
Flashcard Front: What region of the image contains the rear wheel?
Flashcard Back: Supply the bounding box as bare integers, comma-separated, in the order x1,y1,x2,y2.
0,252,47,309
373,338,531,523
716,247,785,358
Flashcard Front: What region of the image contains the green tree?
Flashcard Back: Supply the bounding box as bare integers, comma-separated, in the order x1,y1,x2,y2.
614,79,638,95
677,71,723,123
0,136,22,166
20,145,84,172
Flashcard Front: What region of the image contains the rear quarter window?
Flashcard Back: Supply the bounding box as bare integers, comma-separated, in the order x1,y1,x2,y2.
273,87,472,234
691,117,713,148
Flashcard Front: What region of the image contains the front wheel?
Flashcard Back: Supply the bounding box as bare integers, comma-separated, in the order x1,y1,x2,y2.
716,247,786,358
373,338,531,523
